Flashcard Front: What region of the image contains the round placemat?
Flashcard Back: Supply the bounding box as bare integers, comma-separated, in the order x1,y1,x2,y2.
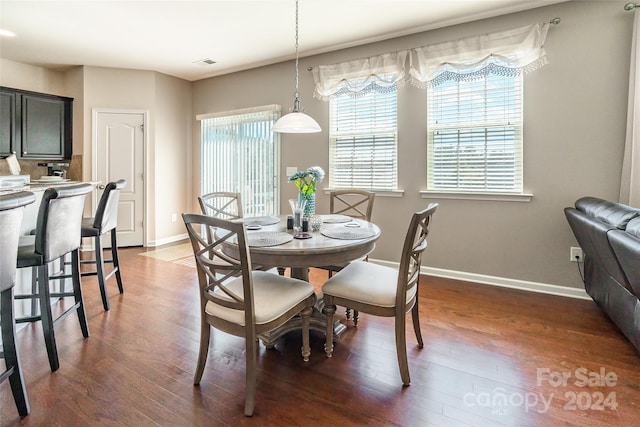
247,231,293,247
321,227,377,240
242,215,281,226
321,214,352,223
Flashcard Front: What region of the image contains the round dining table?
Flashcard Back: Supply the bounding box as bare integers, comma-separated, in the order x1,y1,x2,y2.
224,214,381,346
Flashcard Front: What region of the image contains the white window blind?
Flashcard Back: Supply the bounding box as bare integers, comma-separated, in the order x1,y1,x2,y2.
427,73,523,193
329,86,398,190
200,109,280,217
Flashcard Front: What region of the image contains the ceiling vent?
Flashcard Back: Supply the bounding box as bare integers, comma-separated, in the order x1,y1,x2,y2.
193,58,216,66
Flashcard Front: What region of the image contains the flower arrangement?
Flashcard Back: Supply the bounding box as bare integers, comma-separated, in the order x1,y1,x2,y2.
288,166,325,195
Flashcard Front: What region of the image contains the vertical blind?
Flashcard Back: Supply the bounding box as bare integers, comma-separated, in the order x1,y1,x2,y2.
427,73,523,193
329,86,398,190
200,109,280,217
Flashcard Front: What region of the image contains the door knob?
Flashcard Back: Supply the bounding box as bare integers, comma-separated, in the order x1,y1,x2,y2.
98,184,105,190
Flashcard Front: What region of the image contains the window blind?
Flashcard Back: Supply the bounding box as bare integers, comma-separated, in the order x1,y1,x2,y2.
427,73,523,193
200,109,280,217
329,86,398,190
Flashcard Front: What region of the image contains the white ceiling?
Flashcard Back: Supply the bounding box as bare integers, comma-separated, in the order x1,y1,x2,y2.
0,0,566,82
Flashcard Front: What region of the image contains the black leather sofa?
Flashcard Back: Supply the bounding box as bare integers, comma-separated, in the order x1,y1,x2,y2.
565,197,640,354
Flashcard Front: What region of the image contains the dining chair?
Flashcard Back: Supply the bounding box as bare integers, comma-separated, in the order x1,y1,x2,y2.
0,191,36,418
320,189,376,321
183,213,316,416
321,203,438,385
15,183,93,372
77,179,127,311
199,191,284,275
198,191,243,220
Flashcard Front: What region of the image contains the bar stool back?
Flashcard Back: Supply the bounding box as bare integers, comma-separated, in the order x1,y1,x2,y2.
0,191,36,417
80,179,126,310
15,183,93,372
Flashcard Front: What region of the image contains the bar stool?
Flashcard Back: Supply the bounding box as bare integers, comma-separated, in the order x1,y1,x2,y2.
0,191,36,418
79,179,126,311
15,183,93,372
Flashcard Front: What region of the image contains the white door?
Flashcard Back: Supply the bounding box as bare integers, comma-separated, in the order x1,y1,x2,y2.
93,110,145,247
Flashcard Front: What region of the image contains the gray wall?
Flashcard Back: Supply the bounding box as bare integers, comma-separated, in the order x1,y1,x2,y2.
192,1,633,290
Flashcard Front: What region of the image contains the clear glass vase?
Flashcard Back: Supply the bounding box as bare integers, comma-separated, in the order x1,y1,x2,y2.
289,198,307,231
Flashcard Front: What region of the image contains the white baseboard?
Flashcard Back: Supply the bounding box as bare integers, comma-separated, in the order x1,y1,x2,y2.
148,233,188,247
369,258,591,300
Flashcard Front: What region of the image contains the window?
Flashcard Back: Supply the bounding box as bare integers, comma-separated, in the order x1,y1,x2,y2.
427,73,523,193
199,108,280,217
329,85,398,190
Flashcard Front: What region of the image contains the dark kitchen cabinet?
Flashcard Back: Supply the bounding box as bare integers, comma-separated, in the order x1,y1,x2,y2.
0,87,73,160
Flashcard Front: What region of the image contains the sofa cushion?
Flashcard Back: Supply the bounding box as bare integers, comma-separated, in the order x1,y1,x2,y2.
626,217,640,239
575,197,640,229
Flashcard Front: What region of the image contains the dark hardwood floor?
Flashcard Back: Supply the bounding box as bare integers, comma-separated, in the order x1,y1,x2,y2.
2,245,639,426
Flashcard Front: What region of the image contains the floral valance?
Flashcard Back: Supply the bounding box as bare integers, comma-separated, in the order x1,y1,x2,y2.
312,50,408,101
312,22,550,100
409,22,550,88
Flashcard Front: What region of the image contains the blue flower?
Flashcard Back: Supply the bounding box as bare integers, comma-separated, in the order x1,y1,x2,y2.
288,166,325,195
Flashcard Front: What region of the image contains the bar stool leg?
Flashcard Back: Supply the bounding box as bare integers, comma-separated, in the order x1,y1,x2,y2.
71,249,90,338
37,264,59,372
94,235,110,311
30,267,38,317
110,229,124,294
1,288,30,416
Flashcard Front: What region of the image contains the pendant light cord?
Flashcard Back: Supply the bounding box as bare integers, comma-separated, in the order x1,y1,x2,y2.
293,0,301,112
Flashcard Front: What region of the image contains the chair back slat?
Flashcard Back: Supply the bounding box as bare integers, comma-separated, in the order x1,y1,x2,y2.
198,192,243,220
396,203,438,309
330,189,375,221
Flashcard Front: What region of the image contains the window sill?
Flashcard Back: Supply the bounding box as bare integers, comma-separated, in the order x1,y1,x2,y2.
323,189,404,198
419,191,533,202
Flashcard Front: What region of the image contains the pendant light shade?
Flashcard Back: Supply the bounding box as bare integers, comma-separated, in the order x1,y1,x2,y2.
272,112,321,133
273,0,321,134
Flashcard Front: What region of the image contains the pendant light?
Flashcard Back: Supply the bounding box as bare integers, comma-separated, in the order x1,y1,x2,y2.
272,0,321,133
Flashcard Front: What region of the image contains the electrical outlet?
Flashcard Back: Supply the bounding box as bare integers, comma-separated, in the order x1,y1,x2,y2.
570,246,583,262
171,213,177,223
286,166,298,177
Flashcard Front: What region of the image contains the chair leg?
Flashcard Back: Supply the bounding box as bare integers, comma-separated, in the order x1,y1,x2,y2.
57,255,66,295
94,235,110,311
395,315,410,385
30,267,38,317
1,288,30,417
300,306,312,362
193,319,211,385
37,264,59,372
411,301,423,348
71,249,90,338
244,331,257,416
110,230,124,294
322,300,336,358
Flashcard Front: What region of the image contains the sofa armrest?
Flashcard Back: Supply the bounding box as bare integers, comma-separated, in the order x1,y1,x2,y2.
565,207,630,289
575,196,640,229
608,222,640,296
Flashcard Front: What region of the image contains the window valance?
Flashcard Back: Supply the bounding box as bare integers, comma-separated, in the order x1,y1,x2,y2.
312,50,408,101
312,22,550,100
409,22,550,88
